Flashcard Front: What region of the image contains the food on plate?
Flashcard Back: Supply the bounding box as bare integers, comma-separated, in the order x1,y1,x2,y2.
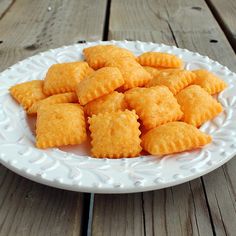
27,92,78,115
9,44,228,158
137,52,183,68
141,122,212,155
83,44,135,69
193,69,227,95
84,91,127,116
146,69,196,95
125,86,183,130
143,66,180,79
105,57,152,90
88,110,142,158
36,103,86,148
176,85,223,127
10,80,47,110
76,67,124,105
43,62,93,95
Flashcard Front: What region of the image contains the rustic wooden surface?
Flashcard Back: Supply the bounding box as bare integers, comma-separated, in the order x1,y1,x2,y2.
92,0,236,235
0,0,235,235
0,0,107,235
206,0,236,50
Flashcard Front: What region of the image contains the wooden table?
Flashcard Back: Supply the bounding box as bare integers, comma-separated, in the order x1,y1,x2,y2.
0,0,236,235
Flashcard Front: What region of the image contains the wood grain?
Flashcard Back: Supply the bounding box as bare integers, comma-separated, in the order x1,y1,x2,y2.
0,0,107,71
92,193,145,236
0,168,84,236
206,0,236,50
0,0,107,235
143,180,213,236
0,0,14,18
92,0,236,235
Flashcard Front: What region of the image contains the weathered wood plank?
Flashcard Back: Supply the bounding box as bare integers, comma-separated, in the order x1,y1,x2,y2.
206,0,236,51
0,0,107,71
0,0,107,235
0,167,84,236
109,0,236,71
92,0,236,235
0,0,14,18
92,193,145,236
143,180,213,236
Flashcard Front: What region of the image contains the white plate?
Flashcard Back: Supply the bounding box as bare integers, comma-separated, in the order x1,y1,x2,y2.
0,41,236,193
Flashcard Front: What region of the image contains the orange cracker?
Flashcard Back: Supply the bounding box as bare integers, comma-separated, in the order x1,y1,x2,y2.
125,86,183,130
84,91,127,116
9,80,47,110
146,70,196,95
43,61,92,95
76,67,124,105
144,66,182,79
105,57,152,90
88,110,142,158
137,52,183,68
27,92,78,115
141,122,212,155
176,85,223,127
36,103,86,148
83,45,135,69
193,69,227,95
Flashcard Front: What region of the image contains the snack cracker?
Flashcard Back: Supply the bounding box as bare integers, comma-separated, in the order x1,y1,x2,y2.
176,85,223,127
125,86,183,130
36,103,86,148
76,67,124,105
84,91,127,116
83,45,135,69
106,57,152,90
142,122,212,155
137,52,183,68
27,92,78,115
43,62,92,95
146,70,196,95
88,110,142,158
9,80,47,110
193,69,227,95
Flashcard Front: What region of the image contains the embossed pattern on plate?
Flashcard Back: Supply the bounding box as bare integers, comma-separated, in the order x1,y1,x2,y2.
0,41,236,193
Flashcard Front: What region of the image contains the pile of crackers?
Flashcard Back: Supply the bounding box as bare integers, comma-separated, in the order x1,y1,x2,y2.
10,45,227,158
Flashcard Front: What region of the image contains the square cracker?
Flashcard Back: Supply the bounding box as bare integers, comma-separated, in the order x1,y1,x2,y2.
9,80,47,110
176,85,223,127
83,45,135,69
105,57,152,90
141,122,212,155
36,103,87,148
84,91,127,116
27,92,78,115
43,62,92,95
76,67,124,105
193,69,227,95
88,110,142,158
146,69,196,95
125,86,183,130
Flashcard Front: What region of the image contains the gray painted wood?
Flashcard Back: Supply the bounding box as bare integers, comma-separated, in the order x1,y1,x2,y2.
0,0,14,18
0,0,107,235
206,0,236,51
92,193,145,236
92,0,236,235
0,0,107,71
0,168,84,236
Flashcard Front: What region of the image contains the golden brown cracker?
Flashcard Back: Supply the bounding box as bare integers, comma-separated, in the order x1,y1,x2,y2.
142,122,212,155
88,110,142,158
